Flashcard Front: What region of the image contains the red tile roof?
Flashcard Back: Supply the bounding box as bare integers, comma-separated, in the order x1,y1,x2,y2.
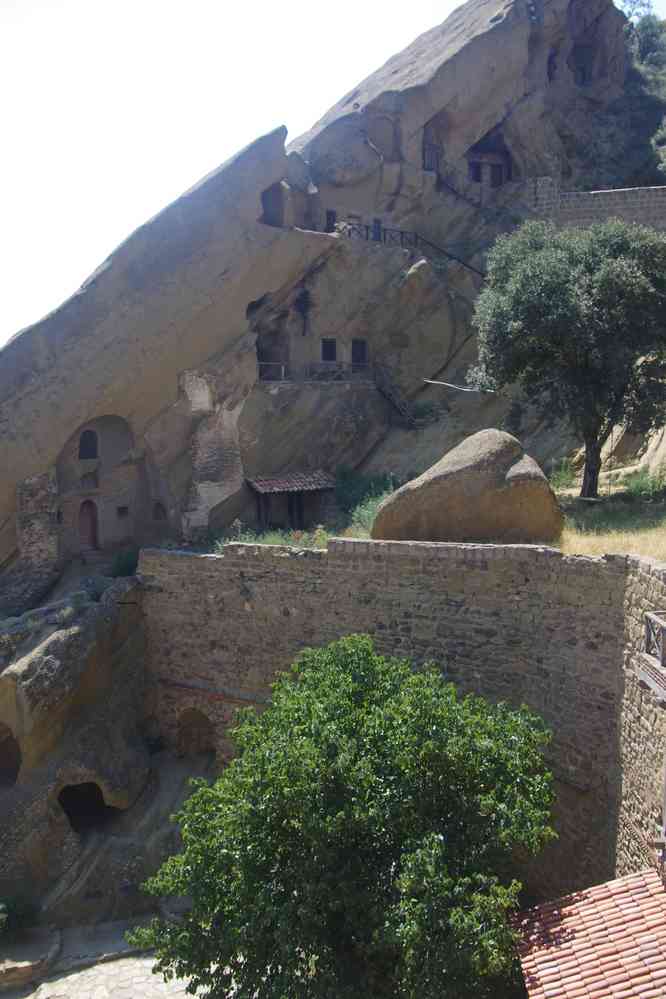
247,470,335,495
517,868,666,998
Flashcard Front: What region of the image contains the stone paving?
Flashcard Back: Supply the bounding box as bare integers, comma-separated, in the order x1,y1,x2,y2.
19,955,190,998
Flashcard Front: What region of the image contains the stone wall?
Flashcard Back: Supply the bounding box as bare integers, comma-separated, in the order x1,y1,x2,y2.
530,176,666,231
140,539,665,900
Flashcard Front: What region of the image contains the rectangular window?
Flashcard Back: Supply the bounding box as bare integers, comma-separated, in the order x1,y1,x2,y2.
469,161,482,184
321,339,337,363
351,339,368,366
490,164,504,189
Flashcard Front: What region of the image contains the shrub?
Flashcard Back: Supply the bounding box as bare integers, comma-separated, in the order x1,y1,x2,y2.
130,635,554,999
334,466,394,515
110,547,139,577
349,489,393,534
549,458,577,491
0,897,38,938
623,465,666,499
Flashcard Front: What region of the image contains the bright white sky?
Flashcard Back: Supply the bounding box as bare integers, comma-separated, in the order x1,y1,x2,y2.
1,0,665,347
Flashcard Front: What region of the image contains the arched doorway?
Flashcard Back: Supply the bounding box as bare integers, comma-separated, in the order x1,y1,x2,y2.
177,709,216,757
78,499,98,550
0,724,21,787
58,783,123,836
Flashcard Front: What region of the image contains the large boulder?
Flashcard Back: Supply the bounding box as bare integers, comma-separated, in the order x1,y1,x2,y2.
371,429,563,543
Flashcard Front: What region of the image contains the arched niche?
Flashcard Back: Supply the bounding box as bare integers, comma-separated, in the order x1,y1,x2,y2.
57,416,135,494
58,782,123,836
176,709,216,758
0,724,21,787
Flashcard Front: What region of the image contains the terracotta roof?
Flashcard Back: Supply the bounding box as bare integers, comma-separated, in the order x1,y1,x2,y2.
247,471,335,495
517,868,666,998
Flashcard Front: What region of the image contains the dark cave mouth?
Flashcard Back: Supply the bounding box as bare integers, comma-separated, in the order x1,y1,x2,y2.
58,782,124,836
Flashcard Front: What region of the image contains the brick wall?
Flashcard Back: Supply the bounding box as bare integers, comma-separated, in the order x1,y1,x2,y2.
141,539,665,899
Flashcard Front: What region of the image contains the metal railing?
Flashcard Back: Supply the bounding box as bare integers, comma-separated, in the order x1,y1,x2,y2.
646,612,666,668
258,361,372,383
338,220,486,278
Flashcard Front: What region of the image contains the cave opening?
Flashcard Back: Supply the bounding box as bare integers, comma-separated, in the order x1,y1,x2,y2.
0,724,21,787
58,782,124,836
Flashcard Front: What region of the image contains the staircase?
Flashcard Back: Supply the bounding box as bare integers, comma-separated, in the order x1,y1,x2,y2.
374,363,417,428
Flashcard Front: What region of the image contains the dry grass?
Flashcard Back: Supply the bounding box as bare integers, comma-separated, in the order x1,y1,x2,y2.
557,495,666,560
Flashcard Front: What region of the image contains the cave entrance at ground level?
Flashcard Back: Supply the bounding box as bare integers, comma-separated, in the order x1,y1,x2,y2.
58,783,123,836
78,499,99,550
176,709,216,757
0,724,21,787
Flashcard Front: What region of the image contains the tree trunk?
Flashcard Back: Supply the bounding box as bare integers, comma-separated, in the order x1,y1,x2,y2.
581,437,602,498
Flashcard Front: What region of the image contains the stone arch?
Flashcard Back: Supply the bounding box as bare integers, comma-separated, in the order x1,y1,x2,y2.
0,724,21,787
176,708,216,757
78,429,98,460
58,782,123,836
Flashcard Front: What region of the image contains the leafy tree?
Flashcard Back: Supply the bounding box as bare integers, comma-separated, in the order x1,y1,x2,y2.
633,13,666,65
471,220,666,497
618,0,653,21
130,635,554,999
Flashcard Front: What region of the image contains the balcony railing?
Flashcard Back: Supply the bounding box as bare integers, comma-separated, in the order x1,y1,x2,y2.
645,611,666,667
258,361,372,383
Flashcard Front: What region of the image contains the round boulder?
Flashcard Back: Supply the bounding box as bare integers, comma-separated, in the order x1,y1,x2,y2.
371,429,563,543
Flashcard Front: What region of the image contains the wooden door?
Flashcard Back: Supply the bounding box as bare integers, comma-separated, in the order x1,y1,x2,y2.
78,500,98,550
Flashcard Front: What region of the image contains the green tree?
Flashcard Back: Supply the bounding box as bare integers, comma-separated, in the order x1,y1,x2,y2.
633,13,666,65
130,635,554,999
471,220,666,497
618,0,653,21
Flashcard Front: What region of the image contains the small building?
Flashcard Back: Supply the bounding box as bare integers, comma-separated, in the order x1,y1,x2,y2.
516,868,666,997
247,471,336,530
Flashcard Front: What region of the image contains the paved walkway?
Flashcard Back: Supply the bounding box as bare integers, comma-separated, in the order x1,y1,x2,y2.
11,955,190,998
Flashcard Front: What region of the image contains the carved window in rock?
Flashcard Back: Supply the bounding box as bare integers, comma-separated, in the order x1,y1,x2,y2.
78,429,98,460
469,161,483,184
321,338,337,363
351,339,368,370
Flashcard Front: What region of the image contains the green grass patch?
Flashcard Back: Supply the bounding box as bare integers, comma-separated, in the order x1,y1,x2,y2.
549,458,577,491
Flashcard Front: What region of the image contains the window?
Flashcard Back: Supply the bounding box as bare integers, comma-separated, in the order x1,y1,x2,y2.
469,161,482,184
153,502,167,522
321,339,337,363
423,142,441,173
490,164,504,189
78,429,98,460
117,506,129,519
372,218,383,242
352,339,368,367
325,210,337,233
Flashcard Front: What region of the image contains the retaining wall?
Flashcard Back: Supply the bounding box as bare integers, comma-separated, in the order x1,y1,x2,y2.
140,540,666,899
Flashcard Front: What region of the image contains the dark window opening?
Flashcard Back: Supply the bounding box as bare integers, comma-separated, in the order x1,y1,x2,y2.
260,182,285,228
352,339,368,368
0,724,21,787
575,65,589,86
56,509,63,525
321,339,337,363
177,709,216,757
469,161,483,184
372,218,383,242
423,141,442,173
490,164,505,189
78,430,98,460
153,502,167,522
58,782,123,836
325,210,337,233
117,506,129,519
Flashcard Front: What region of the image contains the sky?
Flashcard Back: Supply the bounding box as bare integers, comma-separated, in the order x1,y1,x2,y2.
1,0,666,348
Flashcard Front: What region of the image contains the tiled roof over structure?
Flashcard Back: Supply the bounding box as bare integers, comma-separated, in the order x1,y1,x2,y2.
517,868,666,998
247,471,335,495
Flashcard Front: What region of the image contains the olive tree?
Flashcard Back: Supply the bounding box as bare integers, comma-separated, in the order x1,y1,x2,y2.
130,635,554,999
471,219,666,497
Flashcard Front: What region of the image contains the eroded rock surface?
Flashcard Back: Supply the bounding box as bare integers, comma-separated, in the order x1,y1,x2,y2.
372,429,563,543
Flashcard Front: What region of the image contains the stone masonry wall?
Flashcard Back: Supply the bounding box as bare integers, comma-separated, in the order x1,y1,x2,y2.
529,176,666,231
140,540,643,900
